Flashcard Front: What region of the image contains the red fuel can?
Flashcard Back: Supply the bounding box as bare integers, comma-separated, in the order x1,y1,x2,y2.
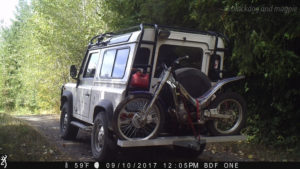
130,71,149,89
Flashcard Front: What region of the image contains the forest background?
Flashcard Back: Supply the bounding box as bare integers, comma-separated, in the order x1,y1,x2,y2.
0,0,299,149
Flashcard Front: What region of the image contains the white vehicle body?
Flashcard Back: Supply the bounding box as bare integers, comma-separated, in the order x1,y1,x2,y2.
62,25,226,125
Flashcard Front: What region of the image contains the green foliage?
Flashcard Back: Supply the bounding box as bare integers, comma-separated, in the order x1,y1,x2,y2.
1,0,107,111
0,0,30,110
0,0,299,147
220,1,300,147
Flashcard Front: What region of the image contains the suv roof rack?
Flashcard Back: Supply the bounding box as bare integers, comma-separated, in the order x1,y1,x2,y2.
88,23,230,58
89,23,229,46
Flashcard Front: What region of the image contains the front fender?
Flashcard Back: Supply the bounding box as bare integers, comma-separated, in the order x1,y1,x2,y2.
94,100,114,131
60,90,73,114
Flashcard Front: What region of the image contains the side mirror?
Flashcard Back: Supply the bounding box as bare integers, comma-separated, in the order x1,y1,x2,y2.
70,65,77,79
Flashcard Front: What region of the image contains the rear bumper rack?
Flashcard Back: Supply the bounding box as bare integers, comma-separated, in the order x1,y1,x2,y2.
117,135,246,148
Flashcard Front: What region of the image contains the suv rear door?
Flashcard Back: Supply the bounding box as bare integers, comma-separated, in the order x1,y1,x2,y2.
151,40,207,93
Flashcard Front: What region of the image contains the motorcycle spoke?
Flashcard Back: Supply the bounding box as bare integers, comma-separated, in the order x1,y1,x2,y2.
122,123,134,136
129,127,139,138
141,127,151,136
144,124,154,133
120,123,131,131
125,125,135,137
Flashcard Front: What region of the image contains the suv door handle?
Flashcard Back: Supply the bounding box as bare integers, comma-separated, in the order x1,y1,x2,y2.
85,94,90,97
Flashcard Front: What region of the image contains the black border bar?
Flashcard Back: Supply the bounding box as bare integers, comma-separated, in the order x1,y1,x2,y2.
4,162,300,169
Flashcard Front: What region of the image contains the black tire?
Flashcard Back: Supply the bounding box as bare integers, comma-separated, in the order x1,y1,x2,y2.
175,68,211,98
60,102,79,140
113,94,165,140
174,142,206,159
206,92,246,136
91,113,115,161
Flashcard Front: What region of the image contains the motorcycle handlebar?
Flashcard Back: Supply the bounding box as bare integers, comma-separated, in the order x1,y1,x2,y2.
174,55,189,65
161,55,189,71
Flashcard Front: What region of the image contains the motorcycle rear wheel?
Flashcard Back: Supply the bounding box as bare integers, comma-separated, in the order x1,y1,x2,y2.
206,92,246,136
113,94,165,141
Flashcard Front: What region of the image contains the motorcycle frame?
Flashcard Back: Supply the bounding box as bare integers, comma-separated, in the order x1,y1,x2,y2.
141,65,245,121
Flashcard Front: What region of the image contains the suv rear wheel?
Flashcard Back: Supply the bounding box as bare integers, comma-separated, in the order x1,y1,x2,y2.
91,113,115,161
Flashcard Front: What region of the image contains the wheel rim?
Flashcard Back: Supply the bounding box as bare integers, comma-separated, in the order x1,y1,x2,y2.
213,99,243,134
94,123,104,152
117,98,160,140
62,111,68,132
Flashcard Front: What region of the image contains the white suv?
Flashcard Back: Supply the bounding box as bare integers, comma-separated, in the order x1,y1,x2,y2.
60,24,233,160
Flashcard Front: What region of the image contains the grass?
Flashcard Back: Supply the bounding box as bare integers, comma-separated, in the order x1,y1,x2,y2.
8,107,59,116
0,113,69,161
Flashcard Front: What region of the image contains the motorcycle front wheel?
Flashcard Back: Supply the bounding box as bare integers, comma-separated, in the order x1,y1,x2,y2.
113,94,165,141
206,92,246,136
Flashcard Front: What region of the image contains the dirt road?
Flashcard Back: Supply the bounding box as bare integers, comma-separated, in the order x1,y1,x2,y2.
16,114,250,161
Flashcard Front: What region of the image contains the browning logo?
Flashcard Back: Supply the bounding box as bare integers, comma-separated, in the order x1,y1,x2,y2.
0,155,7,169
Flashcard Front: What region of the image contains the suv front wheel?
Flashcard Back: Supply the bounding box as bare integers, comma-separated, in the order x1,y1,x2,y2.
60,102,79,140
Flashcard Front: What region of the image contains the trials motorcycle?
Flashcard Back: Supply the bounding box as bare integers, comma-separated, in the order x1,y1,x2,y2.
113,56,246,141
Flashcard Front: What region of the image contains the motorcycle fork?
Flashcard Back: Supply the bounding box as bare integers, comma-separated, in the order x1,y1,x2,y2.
141,68,172,120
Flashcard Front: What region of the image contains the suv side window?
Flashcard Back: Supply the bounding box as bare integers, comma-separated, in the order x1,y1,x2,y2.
83,52,100,78
100,48,130,78
100,50,115,78
112,49,130,78
155,45,203,77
